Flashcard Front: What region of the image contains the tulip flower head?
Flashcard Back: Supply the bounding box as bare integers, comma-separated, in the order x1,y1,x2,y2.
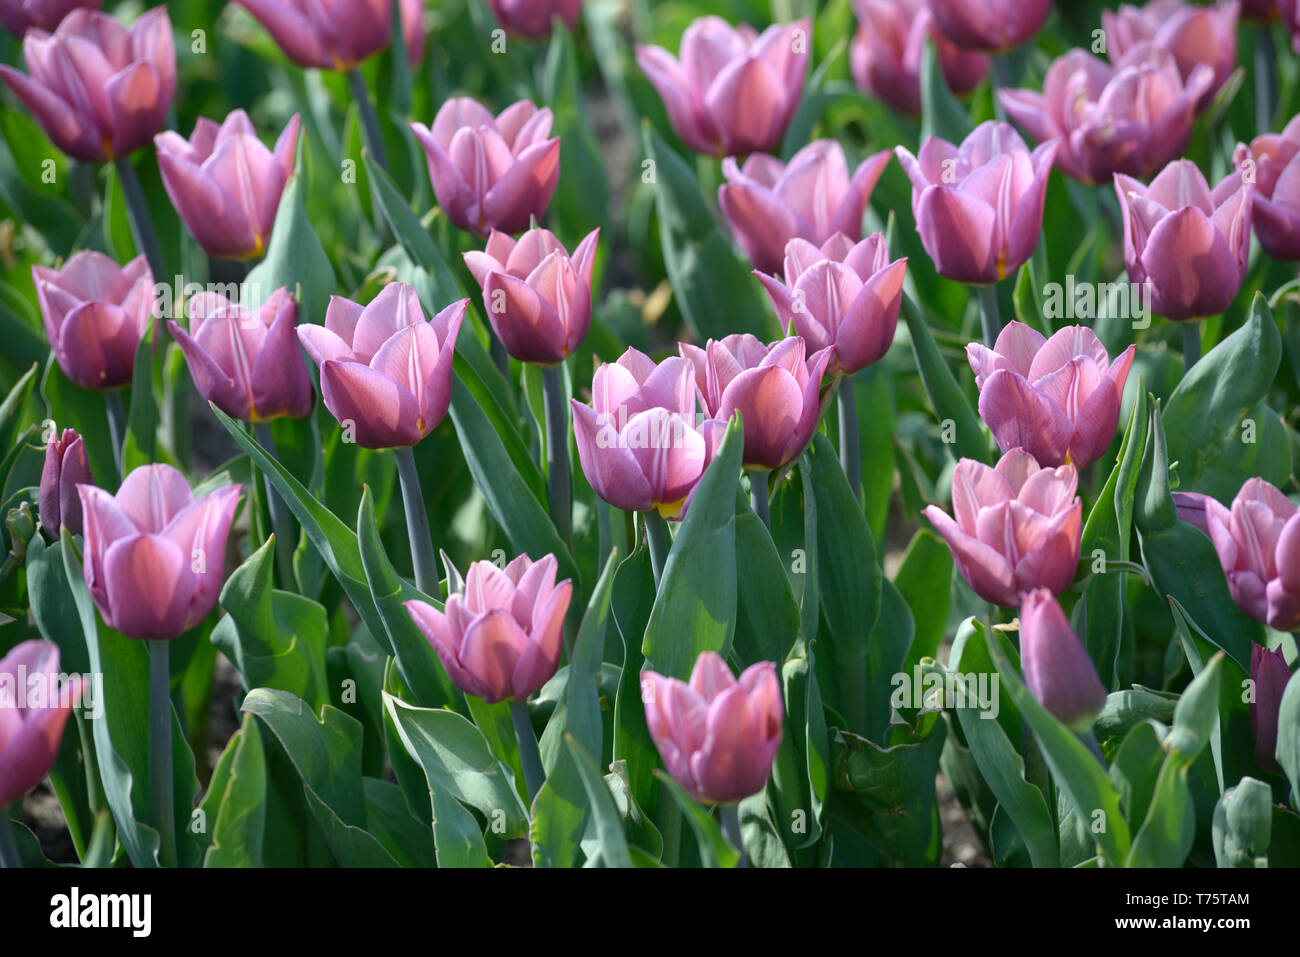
405,553,573,703
1204,478,1300,632
1102,1,1239,107
79,464,242,641
1172,491,1212,537
155,110,300,261
923,448,1083,607
1019,589,1108,731
642,652,783,805
1241,0,1277,20
636,16,810,158
0,0,99,36
1249,643,1293,773
0,641,84,808
39,427,92,540
487,0,580,39
928,0,1052,53
1235,116,1300,260
1284,0,1300,51
233,0,425,71
298,283,466,450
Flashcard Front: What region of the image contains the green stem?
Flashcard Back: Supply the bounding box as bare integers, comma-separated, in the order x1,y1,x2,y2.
1081,730,1107,769
113,156,165,282
347,68,389,173
508,698,545,805
991,56,1013,122
655,799,682,867
720,804,747,867
644,511,669,587
74,710,104,815
149,640,176,868
837,376,861,503
597,499,612,566
0,806,20,867
255,423,296,590
105,390,126,482
977,283,1002,349
541,365,571,546
1182,321,1201,372
395,446,438,596
749,470,770,528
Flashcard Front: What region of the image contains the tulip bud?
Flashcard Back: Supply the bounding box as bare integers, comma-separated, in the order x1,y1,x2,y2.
1250,643,1293,773
928,0,1051,52
39,428,92,540
233,0,425,71
0,0,100,36
0,641,84,808
1019,589,1108,731
6,502,35,563
1204,477,1300,631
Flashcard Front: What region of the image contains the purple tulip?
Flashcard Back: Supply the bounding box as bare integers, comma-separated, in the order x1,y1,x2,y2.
636,16,810,158
410,98,560,237
1204,477,1300,631
1250,643,1292,773
1284,0,1300,49
967,322,1136,469
719,140,893,275
1241,0,1277,20
1235,116,1300,260
1000,45,1212,184
463,226,598,365
849,0,990,115
0,6,175,162
755,233,908,376
297,283,466,450
571,348,727,520
0,641,84,808
1172,491,1212,536
642,652,783,805
1103,1,1239,107
487,0,580,38
680,334,832,472
923,448,1083,607
39,427,91,540
1114,159,1253,321
33,251,153,391
405,553,573,703
928,0,1052,52
78,464,242,641
155,110,300,261
168,288,313,424
0,0,98,36
895,121,1058,285
1019,588,1109,731
233,0,425,71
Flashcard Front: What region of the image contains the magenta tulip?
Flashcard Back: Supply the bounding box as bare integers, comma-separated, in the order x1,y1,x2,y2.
895,121,1058,285
0,6,175,162
405,553,573,703
1204,477,1300,631
636,16,810,158
233,0,425,71
1235,116,1300,260
39,427,91,540
1103,1,1239,107
155,110,300,261
1242,0,1276,20
1250,643,1292,772
928,0,1051,52
1114,159,1253,321
923,448,1082,607
78,464,241,641
0,641,84,808
487,0,580,38
169,288,313,424
297,283,466,450
1019,588,1108,731
755,233,907,376
463,226,598,365
0,0,98,36
719,140,893,275
33,251,152,391
967,322,1136,469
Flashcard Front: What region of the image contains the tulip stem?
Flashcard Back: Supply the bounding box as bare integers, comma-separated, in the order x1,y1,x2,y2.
541,365,572,546
837,377,861,503
644,511,670,587
148,640,176,868
1182,322,1201,372
508,698,545,806
991,57,1013,122
113,156,166,282
395,446,439,596
0,806,19,868
105,390,126,482
749,470,770,528
347,69,389,174
1081,730,1107,769
977,284,1002,348
255,423,297,590
720,803,747,866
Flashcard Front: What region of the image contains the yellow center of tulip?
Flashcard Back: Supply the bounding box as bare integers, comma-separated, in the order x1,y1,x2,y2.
655,498,685,520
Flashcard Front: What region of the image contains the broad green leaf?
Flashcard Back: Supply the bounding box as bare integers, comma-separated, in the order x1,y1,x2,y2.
200,713,267,867
901,295,986,463
733,488,799,669
919,36,973,143
654,771,740,868
1276,669,1300,809
243,159,336,321
564,734,633,868
894,529,953,674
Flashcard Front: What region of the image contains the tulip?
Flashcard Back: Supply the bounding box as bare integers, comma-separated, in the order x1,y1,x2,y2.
0,6,175,162
895,121,1058,285
405,553,572,703
1243,0,1277,20
1172,491,1212,536
755,232,907,376
1250,643,1292,772
463,227,598,364
155,110,300,261
1102,1,1239,107
966,322,1136,469
233,0,425,71
1283,0,1300,46
928,0,1051,52
0,0,98,36
78,464,241,640
1114,159,1253,321
641,652,783,805
410,98,560,237
1204,477,1300,631
923,448,1082,607
1000,45,1212,184
0,641,84,809
1235,116,1300,260
849,0,990,115
1019,589,1108,731
571,348,727,519
719,140,893,275
168,288,313,423
636,16,809,158
487,0,580,38
298,283,465,450
39,428,91,540
33,251,153,391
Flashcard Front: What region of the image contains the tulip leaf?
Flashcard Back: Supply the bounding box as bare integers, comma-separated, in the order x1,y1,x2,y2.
0,361,37,454
41,358,118,489
610,543,661,814
199,712,267,867
1212,776,1272,868
1277,670,1300,810
542,23,609,247
894,529,953,675
782,634,830,848
733,487,799,669
901,294,987,463
243,163,335,323
653,770,741,868
564,734,633,868
919,37,973,144
770,455,820,641
120,319,157,474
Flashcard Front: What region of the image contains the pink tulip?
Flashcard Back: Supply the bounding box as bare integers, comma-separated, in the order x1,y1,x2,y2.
849,0,990,115
1000,45,1212,184
410,98,561,237
928,0,1052,52
1204,477,1300,631
233,0,425,71
967,322,1136,469
636,16,810,158
155,110,300,261
679,334,832,472
487,0,581,38
642,652,783,805
571,348,727,519
1250,643,1292,772
405,553,573,703
923,448,1082,607
755,233,907,376
0,641,84,808
33,251,153,391
169,288,314,424
297,283,466,450
1103,1,1239,107
1114,159,1253,321
78,464,242,640
719,140,893,275
0,0,98,36
463,227,598,365
1235,116,1300,260
1019,589,1108,730
895,121,1058,285
39,427,91,540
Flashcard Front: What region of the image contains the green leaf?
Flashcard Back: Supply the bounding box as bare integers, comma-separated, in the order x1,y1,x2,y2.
200,712,267,867
564,734,633,868
120,318,157,473
919,36,972,143
654,770,740,868
901,295,986,463
41,359,116,488
1135,398,1176,534
733,488,799,669
0,362,38,454
894,529,953,674
243,163,336,322
363,151,465,303
1276,668,1300,808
